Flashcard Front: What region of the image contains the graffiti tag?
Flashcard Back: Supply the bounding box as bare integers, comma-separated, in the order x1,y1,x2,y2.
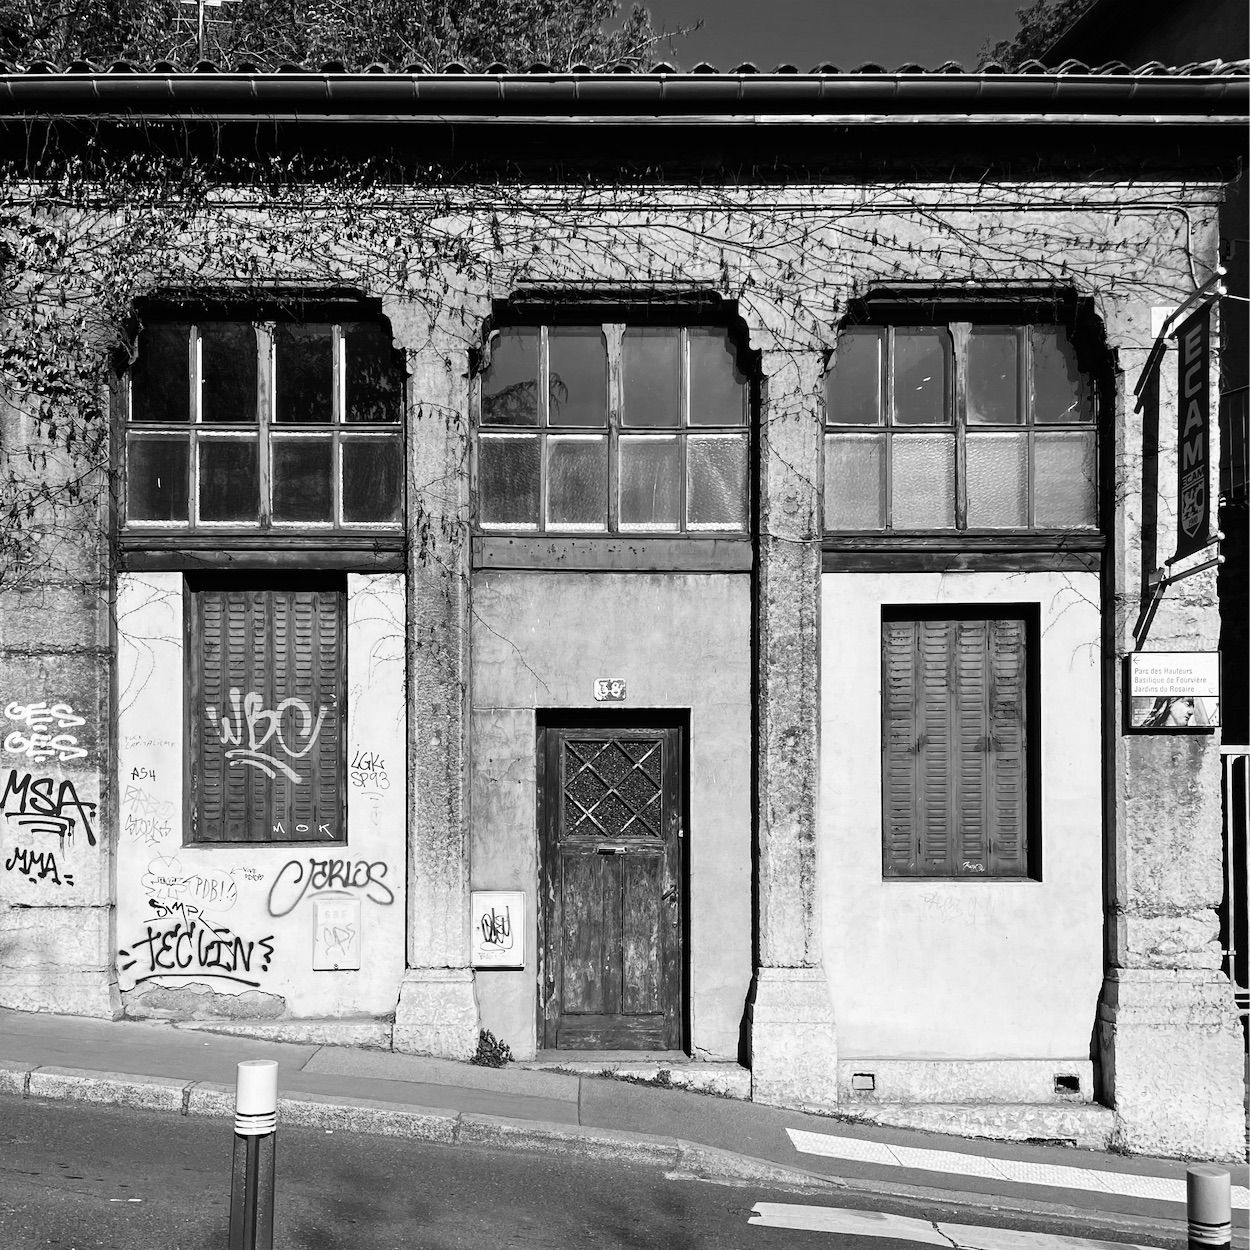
267,857,394,917
141,856,237,912
118,919,275,988
5,846,73,886
3,701,88,764
122,786,175,846
1,770,97,845
349,748,390,790
479,905,513,950
206,688,330,784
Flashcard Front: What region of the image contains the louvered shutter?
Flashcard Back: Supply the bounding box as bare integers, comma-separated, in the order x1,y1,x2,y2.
193,585,344,844
987,617,1027,875
954,619,989,874
882,620,919,874
881,613,1029,878
917,620,953,873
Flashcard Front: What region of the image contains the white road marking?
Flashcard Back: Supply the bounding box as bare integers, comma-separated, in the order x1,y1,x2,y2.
749,1202,1159,1249
785,1129,1250,1209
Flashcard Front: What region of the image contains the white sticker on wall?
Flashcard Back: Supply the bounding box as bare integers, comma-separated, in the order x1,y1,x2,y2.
471,891,525,969
312,897,361,970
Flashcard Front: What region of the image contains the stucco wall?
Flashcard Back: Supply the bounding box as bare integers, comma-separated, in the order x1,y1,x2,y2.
113,572,406,1020
820,570,1104,1063
470,570,752,1061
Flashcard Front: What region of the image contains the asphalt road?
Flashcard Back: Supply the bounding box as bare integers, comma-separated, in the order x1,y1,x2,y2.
0,1095,1175,1250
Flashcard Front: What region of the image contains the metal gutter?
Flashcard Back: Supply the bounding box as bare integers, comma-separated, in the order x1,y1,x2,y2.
0,71,1245,123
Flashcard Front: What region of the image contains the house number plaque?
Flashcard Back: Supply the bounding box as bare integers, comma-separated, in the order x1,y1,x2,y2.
593,678,627,702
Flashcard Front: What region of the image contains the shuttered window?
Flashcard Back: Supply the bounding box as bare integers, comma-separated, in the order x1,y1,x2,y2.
189,579,345,844
882,612,1034,878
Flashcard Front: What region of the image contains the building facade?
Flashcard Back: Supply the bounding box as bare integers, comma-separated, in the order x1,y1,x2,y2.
0,61,1246,1160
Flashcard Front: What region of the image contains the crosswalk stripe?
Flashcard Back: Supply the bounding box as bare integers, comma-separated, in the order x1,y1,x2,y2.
749,1202,1158,1249
785,1129,1250,1209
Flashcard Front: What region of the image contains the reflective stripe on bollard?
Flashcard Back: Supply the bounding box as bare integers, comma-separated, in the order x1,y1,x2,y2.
1187,1164,1232,1250
230,1060,277,1250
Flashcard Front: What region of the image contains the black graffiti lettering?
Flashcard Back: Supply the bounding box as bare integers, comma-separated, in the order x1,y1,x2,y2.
1,770,97,845
5,845,71,886
479,905,512,948
267,856,394,917
118,920,275,984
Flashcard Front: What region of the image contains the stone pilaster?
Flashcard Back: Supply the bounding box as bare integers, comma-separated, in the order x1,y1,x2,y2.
0,383,118,1019
749,344,838,1110
1098,295,1245,1160
391,318,479,1058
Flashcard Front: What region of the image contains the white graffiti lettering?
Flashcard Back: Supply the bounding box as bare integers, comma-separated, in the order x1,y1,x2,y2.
4,701,86,732
206,689,330,785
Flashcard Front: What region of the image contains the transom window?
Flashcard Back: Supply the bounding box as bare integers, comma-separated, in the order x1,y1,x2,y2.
475,324,750,534
125,319,403,530
825,322,1097,532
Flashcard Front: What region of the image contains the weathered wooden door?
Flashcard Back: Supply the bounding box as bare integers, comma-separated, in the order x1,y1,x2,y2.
539,724,683,1050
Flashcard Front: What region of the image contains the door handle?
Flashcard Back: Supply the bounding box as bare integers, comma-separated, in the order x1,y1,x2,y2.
596,844,627,855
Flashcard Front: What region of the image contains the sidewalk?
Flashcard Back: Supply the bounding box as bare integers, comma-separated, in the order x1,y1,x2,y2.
1,1008,1246,1244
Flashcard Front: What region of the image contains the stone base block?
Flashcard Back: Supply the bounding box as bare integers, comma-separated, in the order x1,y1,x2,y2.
748,966,839,1112
392,967,479,1060
1099,970,1245,1161
842,1101,1115,1149
174,1017,394,1049
837,1058,1095,1105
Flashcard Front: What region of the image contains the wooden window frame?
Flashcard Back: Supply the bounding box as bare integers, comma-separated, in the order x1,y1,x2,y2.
185,573,347,847
122,313,404,548
474,320,752,539
880,605,1041,881
824,317,1101,538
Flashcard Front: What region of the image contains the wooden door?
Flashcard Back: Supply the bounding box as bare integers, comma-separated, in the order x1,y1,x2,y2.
539,724,683,1050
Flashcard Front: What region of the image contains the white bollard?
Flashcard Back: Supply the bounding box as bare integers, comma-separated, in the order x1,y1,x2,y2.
1187,1164,1231,1250
230,1060,278,1250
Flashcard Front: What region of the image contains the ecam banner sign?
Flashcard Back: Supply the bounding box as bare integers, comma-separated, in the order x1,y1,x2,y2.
1174,305,1210,561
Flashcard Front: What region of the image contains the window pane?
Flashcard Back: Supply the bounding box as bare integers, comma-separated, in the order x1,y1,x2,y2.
127,436,188,521
275,324,333,424
345,323,402,424
825,330,881,426
201,323,257,424
547,435,607,529
893,330,949,426
478,434,540,527
1033,326,1093,424
689,329,747,427
967,329,1019,425
966,432,1028,528
619,434,679,529
481,328,539,427
688,433,747,529
198,439,258,522
623,328,680,428
273,438,333,522
548,328,606,428
1034,431,1097,528
342,436,402,523
824,433,885,530
891,433,955,528
131,322,190,423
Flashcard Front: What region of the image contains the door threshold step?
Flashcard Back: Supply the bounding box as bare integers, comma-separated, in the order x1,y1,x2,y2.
520,1053,751,1100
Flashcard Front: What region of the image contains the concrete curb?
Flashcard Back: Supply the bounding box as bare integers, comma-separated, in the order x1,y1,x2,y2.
0,1061,1221,1244
1,1063,823,1190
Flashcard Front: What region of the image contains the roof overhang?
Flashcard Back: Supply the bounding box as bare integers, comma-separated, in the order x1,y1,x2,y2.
1,70,1245,178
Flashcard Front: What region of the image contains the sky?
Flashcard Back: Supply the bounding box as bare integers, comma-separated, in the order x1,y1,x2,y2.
640,0,1029,71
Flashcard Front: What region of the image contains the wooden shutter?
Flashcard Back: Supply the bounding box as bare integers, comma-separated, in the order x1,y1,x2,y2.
987,617,1027,874
193,583,344,844
882,619,919,874
882,613,1029,878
